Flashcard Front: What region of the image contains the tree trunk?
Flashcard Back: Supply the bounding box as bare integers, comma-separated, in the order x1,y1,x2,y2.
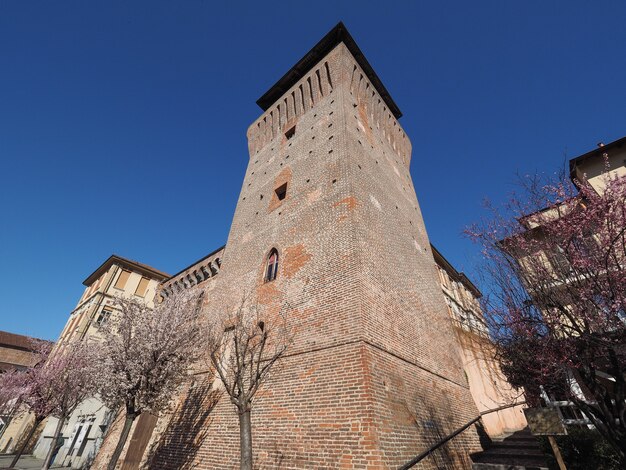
107,414,137,470
238,409,253,470
9,416,42,468
41,414,65,470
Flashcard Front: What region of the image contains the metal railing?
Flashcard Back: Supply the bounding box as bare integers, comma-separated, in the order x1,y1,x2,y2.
545,400,592,426
398,401,526,470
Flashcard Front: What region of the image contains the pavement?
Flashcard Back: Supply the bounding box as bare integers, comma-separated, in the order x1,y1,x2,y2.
0,455,69,469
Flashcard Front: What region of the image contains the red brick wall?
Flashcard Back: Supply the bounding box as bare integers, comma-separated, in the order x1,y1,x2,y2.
144,344,480,469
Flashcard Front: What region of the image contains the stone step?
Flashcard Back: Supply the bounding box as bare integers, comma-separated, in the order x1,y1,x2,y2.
472,463,548,470
489,441,543,451
500,434,537,442
470,427,549,470
472,450,547,461
478,447,545,457
471,454,549,469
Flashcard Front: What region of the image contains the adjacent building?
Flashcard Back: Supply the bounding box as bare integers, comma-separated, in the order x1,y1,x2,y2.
433,246,527,437
569,137,626,194
0,332,53,455
0,331,45,373
30,256,168,469
512,136,626,410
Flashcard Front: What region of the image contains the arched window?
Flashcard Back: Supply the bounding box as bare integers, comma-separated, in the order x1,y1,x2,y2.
265,249,279,282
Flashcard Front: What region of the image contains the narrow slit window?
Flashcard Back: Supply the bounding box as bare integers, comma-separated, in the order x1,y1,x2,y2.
275,183,287,201
265,249,279,282
285,125,296,140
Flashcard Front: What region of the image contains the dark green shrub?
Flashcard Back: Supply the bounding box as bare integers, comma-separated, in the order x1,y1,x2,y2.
539,428,622,470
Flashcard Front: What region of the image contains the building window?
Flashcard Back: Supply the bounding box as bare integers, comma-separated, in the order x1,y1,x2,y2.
67,421,84,455
285,125,296,140
550,245,571,275
135,276,150,297
95,309,112,326
76,418,95,457
265,249,279,282
275,183,288,202
114,269,131,290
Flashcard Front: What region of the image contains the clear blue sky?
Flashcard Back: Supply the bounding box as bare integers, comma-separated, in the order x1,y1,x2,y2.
1,1,625,340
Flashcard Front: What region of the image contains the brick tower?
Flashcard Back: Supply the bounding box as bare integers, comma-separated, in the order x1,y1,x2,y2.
171,23,482,469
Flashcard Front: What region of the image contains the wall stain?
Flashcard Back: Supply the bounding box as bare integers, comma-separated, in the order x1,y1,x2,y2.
333,196,359,212
283,244,312,279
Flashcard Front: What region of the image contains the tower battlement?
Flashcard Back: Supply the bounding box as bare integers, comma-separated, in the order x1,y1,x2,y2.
247,23,411,166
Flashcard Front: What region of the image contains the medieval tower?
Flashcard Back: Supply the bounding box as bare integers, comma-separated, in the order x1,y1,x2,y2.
185,23,484,469
151,23,483,469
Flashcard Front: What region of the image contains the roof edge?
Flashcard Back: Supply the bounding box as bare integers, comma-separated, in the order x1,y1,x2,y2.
431,244,482,298
0,330,54,352
82,255,170,286
256,21,402,119
569,136,626,182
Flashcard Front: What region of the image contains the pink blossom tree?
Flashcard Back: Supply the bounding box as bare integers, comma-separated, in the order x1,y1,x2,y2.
39,341,98,470
0,367,42,469
0,340,96,470
467,168,626,459
93,290,204,470
0,367,25,418
0,341,54,468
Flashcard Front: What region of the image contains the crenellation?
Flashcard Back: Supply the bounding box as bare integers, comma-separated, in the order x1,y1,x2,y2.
160,248,224,297
248,54,339,156
345,54,411,165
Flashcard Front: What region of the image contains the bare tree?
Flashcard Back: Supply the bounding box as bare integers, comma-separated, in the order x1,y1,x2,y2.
206,298,291,470
93,289,204,470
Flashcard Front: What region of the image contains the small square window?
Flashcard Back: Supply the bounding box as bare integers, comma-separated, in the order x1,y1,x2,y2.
285,126,296,140
275,183,287,201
